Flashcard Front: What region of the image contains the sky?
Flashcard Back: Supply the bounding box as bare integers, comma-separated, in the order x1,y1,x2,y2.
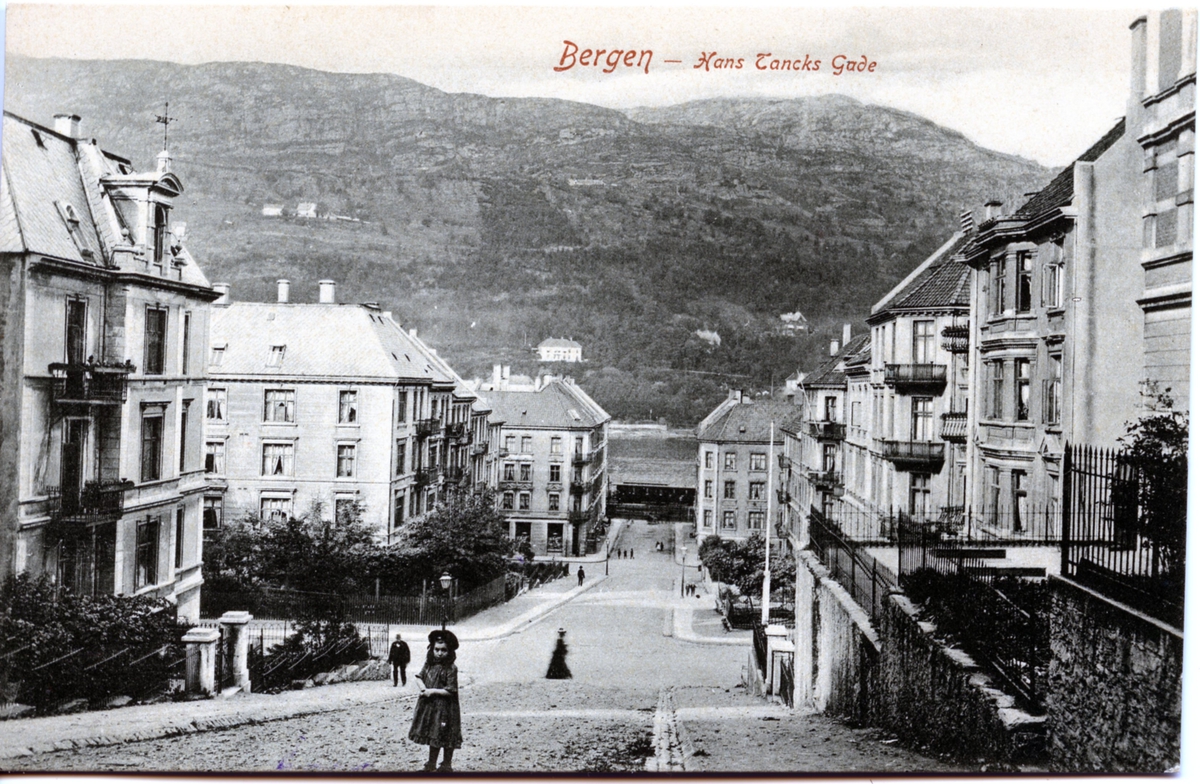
2,3,1139,167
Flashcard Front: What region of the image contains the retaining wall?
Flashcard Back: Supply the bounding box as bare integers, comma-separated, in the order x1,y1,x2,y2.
1044,575,1181,772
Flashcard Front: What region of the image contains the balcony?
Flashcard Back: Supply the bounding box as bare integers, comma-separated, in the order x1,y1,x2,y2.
471,441,489,456
807,420,846,440
880,440,945,470
445,422,466,439
941,324,970,354
806,470,843,490
455,430,474,447
571,453,589,466
49,361,134,406
497,447,510,458
498,478,534,491
777,453,790,470
414,467,441,486
47,479,133,524
883,363,947,391
568,511,589,525
444,466,465,483
414,418,440,439
939,411,968,443
569,481,586,496
776,488,792,505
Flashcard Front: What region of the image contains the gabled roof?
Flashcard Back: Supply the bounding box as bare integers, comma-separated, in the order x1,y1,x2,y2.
485,380,610,430
695,398,796,443
210,303,457,383
871,232,970,321
1013,119,1125,220
539,338,582,349
802,334,870,389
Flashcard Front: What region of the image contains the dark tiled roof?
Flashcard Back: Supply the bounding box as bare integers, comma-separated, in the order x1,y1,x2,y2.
803,334,870,388
879,234,971,313
1014,119,1125,219
696,399,797,443
486,381,610,430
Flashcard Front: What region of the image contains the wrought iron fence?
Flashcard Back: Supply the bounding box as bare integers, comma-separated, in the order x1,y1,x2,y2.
751,623,768,675
1062,444,1185,628
897,519,1048,712
807,507,899,622
778,657,795,708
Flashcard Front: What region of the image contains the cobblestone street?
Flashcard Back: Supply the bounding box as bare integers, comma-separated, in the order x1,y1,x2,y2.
4,521,968,774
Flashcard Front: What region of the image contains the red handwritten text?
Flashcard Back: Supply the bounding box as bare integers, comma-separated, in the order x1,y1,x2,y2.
554,41,653,75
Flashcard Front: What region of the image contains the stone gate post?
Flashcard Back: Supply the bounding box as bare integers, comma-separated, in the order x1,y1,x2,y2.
182,627,220,696
218,611,254,693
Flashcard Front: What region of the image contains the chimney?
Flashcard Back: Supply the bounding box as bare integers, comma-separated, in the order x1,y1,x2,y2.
212,282,230,305
842,323,852,348
492,364,502,389
382,311,392,321
276,279,290,303
984,200,1003,221
409,328,417,337
502,365,511,380
830,339,840,356
1130,16,1150,117
959,210,975,234
318,279,336,303
53,113,81,139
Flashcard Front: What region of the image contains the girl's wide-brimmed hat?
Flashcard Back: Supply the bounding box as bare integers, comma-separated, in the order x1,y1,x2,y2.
428,629,460,651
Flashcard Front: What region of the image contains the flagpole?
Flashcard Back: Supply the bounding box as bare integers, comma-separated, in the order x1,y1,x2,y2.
762,420,774,626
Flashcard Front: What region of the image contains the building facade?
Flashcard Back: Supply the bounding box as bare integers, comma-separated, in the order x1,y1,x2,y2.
536,338,583,363
484,377,610,556
0,112,219,620
206,280,475,537
695,392,795,543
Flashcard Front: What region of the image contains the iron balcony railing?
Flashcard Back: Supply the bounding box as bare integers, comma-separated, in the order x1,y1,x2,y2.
880,440,945,469
498,479,534,490
939,411,968,443
471,441,489,456
48,361,134,405
571,453,589,466
941,324,970,354
414,418,440,439
807,420,846,440
414,467,441,486
47,479,134,524
445,422,466,439
443,466,465,483
568,511,589,525
883,363,948,390
806,469,843,490
778,453,789,470
777,488,791,505
569,481,586,496
497,447,510,458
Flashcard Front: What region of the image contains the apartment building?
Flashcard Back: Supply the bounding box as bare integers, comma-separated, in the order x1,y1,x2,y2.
206,280,470,537
695,391,795,542
484,376,610,556
0,112,220,620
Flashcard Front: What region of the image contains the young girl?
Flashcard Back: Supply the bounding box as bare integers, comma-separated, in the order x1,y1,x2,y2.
409,629,462,772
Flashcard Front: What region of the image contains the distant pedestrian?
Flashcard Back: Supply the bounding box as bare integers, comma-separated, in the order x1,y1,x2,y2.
546,628,572,679
388,632,411,687
410,629,462,773
577,565,585,587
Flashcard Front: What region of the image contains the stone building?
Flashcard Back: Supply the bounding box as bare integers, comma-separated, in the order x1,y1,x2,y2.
484,375,610,556
536,337,583,363
0,112,220,620
206,280,477,537
695,391,795,542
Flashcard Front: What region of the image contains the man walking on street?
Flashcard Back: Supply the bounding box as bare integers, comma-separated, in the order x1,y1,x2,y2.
389,632,411,687
577,565,585,587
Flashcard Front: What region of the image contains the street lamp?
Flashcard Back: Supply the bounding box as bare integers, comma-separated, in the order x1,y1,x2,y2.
439,571,453,630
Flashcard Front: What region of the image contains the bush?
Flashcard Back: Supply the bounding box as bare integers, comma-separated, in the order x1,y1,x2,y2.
0,574,187,712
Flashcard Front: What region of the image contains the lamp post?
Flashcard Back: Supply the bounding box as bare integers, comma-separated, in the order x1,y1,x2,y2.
439,571,453,630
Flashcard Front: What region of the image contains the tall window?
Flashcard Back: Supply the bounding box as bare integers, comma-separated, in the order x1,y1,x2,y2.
503,463,516,481
749,482,765,500
203,496,223,532
179,401,190,471
749,453,767,471
724,453,736,470
721,511,737,530
261,497,291,523
141,411,163,482
1014,359,1032,421
704,480,713,498
704,451,714,469
264,389,296,423
153,204,169,264
521,436,533,454
1016,252,1033,313
337,444,356,478
912,320,935,363
505,435,516,453
397,390,408,422
822,443,837,472
824,396,838,422
1043,240,1064,309
205,441,225,474
703,510,713,529
1012,470,1028,532
748,511,765,529
174,507,186,570
520,463,532,482
144,307,167,375
66,298,87,365
338,390,358,424
911,397,933,440
396,440,407,475
262,443,294,476
548,493,560,511
909,474,931,520
550,437,562,455
1044,355,1062,425
181,312,191,375
986,466,1001,525
501,492,514,510
989,361,1005,419
723,480,736,499
267,345,286,367
518,493,530,511
550,464,561,483
136,516,160,588
574,437,584,455
206,388,226,421
393,492,406,530
990,256,1007,315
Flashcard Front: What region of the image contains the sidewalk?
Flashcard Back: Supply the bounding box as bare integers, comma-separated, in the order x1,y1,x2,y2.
0,575,607,763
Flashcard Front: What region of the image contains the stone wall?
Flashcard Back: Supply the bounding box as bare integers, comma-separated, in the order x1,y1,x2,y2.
1045,576,1182,773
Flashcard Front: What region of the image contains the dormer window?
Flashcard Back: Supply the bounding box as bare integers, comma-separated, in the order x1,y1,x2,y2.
55,201,93,260
153,204,169,264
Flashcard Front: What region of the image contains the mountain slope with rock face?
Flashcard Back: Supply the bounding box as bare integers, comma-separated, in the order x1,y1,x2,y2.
4,56,1055,423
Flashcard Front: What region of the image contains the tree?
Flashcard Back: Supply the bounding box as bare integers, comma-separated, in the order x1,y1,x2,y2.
394,490,516,592
1118,383,1188,579
698,533,793,598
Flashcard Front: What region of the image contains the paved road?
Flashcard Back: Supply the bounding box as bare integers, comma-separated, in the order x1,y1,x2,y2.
6,521,968,774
